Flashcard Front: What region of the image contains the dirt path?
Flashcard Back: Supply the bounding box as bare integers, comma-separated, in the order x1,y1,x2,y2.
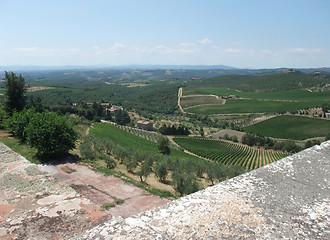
178,87,184,113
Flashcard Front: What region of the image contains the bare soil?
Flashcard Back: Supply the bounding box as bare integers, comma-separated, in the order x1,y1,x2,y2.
208,129,246,142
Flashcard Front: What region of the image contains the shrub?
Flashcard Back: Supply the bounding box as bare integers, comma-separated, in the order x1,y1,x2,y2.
8,108,35,142
26,112,77,157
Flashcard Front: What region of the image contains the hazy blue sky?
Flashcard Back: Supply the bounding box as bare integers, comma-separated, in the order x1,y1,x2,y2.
1,0,329,68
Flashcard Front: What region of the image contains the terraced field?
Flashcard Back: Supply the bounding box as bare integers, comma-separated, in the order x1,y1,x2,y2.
174,137,290,170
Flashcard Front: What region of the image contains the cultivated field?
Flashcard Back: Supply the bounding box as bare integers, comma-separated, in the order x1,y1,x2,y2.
174,137,290,171
182,87,330,115
185,99,323,114
243,115,330,140
180,95,225,108
90,123,200,160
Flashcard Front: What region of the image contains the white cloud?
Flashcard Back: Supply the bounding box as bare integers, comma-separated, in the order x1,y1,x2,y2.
9,47,82,57
287,48,323,54
198,38,213,44
94,43,126,56
179,42,197,47
224,48,242,54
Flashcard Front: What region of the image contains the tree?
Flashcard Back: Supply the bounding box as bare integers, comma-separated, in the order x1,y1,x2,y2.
26,112,77,157
0,108,7,129
138,158,153,182
115,109,130,125
104,155,117,169
154,158,168,182
172,168,199,196
4,72,26,114
8,108,36,142
157,137,171,155
79,136,96,160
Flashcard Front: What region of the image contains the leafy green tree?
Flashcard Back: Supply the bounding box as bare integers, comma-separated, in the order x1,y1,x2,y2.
104,155,117,169
0,108,7,129
115,109,131,125
138,158,153,182
79,137,96,160
8,108,36,142
4,72,26,114
125,155,138,173
231,135,238,142
172,168,199,196
157,137,171,155
26,112,77,157
154,158,168,182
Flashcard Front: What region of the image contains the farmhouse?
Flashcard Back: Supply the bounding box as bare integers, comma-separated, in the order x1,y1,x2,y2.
137,120,153,131
106,104,122,114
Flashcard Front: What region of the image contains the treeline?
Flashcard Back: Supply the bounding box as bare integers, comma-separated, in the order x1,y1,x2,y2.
27,79,179,116
189,72,328,92
45,102,131,125
158,124,190,135
242,133,302,153
80,135,244,196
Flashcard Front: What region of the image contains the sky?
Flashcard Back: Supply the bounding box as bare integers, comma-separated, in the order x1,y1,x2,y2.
0,0,329,68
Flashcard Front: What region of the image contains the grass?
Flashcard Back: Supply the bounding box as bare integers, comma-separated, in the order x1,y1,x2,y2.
185,99,324,114
0,129,39,163
243,115,330,140
102,202,115,209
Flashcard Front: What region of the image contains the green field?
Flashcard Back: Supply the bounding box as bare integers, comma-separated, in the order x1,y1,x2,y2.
243,115,330,140
185,99,322,114
183,87,330,115
174,137,289,170
90,123,201,160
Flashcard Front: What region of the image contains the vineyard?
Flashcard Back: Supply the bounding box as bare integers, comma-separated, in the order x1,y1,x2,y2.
173,137,290,170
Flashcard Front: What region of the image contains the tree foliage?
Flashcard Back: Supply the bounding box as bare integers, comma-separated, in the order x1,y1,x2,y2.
4,72,26,114
158,124,190,135
26,112,77,157
157,137,171,155
115,109,131,125
8,108,36,142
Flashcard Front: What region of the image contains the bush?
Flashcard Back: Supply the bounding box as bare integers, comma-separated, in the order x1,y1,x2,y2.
0,108,7,129
8,108,35,142
26,112,77,157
